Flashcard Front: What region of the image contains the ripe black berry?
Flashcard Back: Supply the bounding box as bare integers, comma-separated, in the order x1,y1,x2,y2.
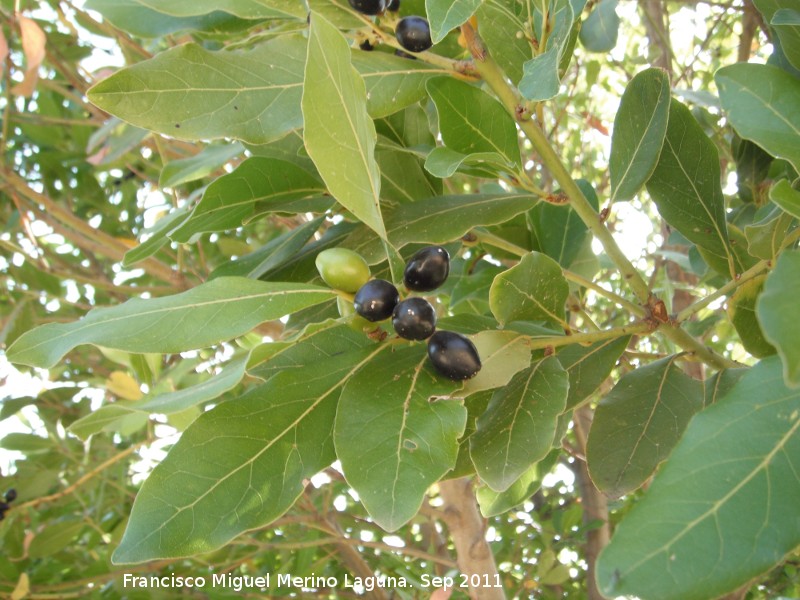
349,0,387,15
427,331,481,380
396,16,432,53
386,0,400,11
4,489,16,502
404,246,450,292
392,297,437,340
354,279,400,322
359,39,375,51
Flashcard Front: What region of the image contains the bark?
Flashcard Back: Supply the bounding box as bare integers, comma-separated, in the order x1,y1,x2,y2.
573,407,611,600
438,478,506,600
639,0,674,78
737,0,759,63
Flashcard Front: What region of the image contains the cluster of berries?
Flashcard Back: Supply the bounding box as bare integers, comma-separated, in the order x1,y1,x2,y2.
315,247,482,381
348,0,433,54
0,488,17,521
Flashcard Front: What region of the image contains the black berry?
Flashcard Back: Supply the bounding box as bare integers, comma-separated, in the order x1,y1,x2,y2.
404,246,450,292
354,279,400,322
4,489,16,502
348,0,387,15
386,0,400,11
359,39,375,51
427,330,481,380
396,16,432,53
392,297,437,340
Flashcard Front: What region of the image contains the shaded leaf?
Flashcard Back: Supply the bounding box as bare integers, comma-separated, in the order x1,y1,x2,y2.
645,99,734,277
489,252,569,327
579,0,619,52
716,63,800,174
159,142,244,188
477,449,559,516
427,77,521,167
477,0,531,84
470,357,568,491
123,207,190,266
461,330,533,396
728,275,776,358
754,0,800,69
303,13,386,240
596,356,800,600
587,355,704,498
557,335,629,409
518,45,561,102
757,249,800,387
703,367,748,408
424,147,512,179
769,178,800,219
335,346,466,531
6,278,334,369
609,68,670,203
744,209,794,260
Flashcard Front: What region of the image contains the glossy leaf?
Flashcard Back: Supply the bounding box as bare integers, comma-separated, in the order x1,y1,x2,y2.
303,13,385,241
344,193,538,262
609,68,670,203
757,249,800,387
596,356,800,600
112,346,381,563
489,252,570,327
471,357,568,491
6,278,334,368
579,0,620,52
716,63,800,174
171,158,324,242
557,335,630,409
335,346,466,531
587,355,704,498
427,77,521,167
426,0,482,44
646,99,734,277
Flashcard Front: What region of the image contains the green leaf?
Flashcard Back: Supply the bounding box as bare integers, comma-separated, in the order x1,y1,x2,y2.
6,278,334,369
587,355,704,498
579,0,620,52
344,193,538,262
518,45,561,102
112,346,381,563
729,275,776,358
716,63,800,174
557,335,630,409
461,330,533,396
426,0,482,44
170,158,324,242
209,217,324,279
88,38,307,144
377,147,440,204
427,77,521,167
424,147,512,179
159,142,244,188
335,346,466,531
769,178,800,219
596,356,800,600
703,367,748,408
744,209,794,260
68,404,149,441
470,356,568,491
529,179,598,268
757,249,800,387
303,13,386,241
123,207,191,267
645,99,735,277
28,521,85,559
489,252,570,328
476,449,559,516
754,0,800,69
84,0,260,37
477,0,531,84
609,68,670,203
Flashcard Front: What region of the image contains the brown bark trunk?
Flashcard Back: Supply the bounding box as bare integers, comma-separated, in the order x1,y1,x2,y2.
438,478,506,600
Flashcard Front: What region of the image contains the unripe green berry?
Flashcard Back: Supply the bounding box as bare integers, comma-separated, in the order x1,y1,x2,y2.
315,248,371,293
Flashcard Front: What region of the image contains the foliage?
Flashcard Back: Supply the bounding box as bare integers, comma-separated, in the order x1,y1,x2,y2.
1,0,800,598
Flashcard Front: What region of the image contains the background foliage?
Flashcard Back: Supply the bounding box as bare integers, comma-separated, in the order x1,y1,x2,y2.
1,0,800,598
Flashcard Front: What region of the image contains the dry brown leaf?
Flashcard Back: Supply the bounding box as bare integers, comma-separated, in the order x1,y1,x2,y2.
11,16,46,97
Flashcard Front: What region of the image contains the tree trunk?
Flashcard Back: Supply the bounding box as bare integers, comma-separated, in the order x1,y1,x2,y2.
438,477,506,600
